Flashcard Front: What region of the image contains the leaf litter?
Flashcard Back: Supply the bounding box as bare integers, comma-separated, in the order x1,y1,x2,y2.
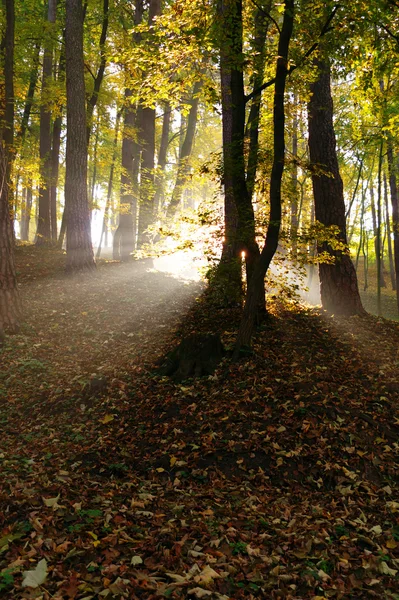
0,246,399,599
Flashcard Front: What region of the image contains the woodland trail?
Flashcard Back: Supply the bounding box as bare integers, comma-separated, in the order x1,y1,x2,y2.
1,246,399,599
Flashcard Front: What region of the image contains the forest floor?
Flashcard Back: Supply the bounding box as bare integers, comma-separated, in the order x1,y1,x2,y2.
1,245,399,600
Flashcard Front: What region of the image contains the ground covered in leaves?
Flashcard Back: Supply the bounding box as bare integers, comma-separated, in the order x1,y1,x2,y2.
1,246,399,599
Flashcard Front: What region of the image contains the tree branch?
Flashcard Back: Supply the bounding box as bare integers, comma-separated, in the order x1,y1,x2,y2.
245,3,341,104
250,0,280,33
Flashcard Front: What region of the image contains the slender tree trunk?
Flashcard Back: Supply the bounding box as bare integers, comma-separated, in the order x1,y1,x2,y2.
36,0,56,245
166,81,202,219
234,0,294,354
307,59,364,316
65,0,95,272
20,184,33,241
384,171,396,291
387,141,399,312
17,42,40,145
290,95,299,257
153,102,171,212
50,44,65,243
86,0,108,144
97,110,121,258
370,182,386,287
246,2,270,199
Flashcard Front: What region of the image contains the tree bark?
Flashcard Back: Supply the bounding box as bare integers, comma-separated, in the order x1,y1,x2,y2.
218,0,260,299
0,139,20,341
307,59,364,316
234,0,294,354
65,0,95,272
36,0,56,246
20,184,33,241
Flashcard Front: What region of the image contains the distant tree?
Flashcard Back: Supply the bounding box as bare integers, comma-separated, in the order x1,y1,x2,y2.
64,0,95,272
36,0,56,246
307,59,364,315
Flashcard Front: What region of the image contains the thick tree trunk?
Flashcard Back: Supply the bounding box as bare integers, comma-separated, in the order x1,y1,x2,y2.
0,145,21,341
218,0,260,299
307,59,364,316
166,81,202,219
65,0,95,272
387,141,399,312
0,0,14,173
234,0,294,355
36,0,56,246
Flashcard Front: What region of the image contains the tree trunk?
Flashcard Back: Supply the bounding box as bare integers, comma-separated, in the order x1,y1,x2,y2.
86,0,109,144
218,0,260,299
0,142,21,341
307,59,364,316
166,82,202,219
234,0,294,355
113,90,137,260
387,140,399,312
50,44,65,243
245,2,270,199
137,0,162,248
153,102,171,213
65,0,95,272
384,169,396,291
97,110,121,258
0,0,14,175
370,182,386,287
36,0,56,246
20,184,33,241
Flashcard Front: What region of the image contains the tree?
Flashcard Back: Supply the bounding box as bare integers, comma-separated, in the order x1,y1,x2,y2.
234,0,294,353
0,0,20,341
36,0,56,246
307,58,364,316
64,0,95,272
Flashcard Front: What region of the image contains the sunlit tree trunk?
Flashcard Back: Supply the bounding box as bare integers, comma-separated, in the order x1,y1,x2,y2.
307,59,364,316
36,0,56,246
65,0,95,272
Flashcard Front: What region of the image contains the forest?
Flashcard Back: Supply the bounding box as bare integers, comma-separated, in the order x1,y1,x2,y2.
1,0,399,598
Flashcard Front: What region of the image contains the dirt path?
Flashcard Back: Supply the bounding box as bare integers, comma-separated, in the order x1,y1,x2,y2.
2,248,203,405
